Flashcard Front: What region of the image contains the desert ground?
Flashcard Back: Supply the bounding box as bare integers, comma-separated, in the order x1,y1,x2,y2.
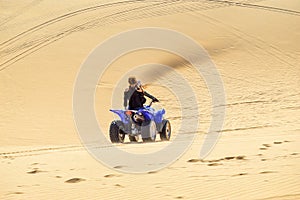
1,0,299,199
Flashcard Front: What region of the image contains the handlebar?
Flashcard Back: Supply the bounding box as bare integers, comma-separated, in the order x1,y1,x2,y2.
148,98,159,107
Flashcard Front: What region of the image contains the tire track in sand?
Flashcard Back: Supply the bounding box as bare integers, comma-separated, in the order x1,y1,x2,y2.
1,0,298,71
0,0,44,28
0,0,267,71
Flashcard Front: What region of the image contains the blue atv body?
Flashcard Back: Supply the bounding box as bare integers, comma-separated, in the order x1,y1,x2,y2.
109,103,171,143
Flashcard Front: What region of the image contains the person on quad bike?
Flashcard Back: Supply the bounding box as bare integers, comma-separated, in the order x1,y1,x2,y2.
123,76,159,110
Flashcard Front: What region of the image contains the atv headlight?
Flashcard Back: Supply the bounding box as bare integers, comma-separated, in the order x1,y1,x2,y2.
133,113,144,123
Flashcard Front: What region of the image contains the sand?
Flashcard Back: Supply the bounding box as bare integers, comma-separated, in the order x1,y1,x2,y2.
1,0,299,199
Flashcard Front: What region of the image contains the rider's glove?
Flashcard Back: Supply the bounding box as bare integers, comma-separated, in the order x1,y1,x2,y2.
153,98,159,103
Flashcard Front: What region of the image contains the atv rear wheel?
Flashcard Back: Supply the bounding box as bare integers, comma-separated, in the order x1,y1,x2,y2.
142,121,157,142
109,120,125,143
160,120,171,141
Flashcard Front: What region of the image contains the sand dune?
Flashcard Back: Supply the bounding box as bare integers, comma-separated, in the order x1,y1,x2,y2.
1,0,299,199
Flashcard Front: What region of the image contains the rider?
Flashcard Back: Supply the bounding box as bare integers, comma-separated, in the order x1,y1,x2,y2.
123,76,159,110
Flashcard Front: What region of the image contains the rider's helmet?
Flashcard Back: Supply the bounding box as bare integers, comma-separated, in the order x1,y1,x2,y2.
128,76,137,85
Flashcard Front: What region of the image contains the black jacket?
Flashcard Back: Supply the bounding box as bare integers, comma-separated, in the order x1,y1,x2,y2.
124,86,146,110
124,86,157,110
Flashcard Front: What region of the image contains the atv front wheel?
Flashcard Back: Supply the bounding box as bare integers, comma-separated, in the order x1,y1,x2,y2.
160,120,171,141
141,120,157,142
109,120,125,143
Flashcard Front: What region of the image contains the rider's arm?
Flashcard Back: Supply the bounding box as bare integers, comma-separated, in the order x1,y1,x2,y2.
144,91,159,102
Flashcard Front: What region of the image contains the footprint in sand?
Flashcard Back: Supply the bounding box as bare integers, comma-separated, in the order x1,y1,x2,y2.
232,173,248,177
27,169,44,174
147,171,158,174
274,141,282,144
9,192,24,195
65,178,85,183
260,143,273,150
263,144,271,147
113,165,126,169
259,171,277,174
189,156,246,165
236,155,246,160
260,147,268,150
187,159,201,163
104,174,121,178
114,184,125,188
224,156,235,160
208,163,222,166
31,163,39,166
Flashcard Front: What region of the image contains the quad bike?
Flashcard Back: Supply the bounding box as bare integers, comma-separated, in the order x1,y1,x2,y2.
109,100,171,143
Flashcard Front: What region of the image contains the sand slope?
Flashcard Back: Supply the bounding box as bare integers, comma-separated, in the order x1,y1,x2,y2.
1,0,299,199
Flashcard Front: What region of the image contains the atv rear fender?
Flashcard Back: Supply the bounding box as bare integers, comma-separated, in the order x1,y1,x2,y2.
109,109,129,124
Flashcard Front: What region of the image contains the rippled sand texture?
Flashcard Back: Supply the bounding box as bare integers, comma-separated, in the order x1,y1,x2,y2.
1,0,299,199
